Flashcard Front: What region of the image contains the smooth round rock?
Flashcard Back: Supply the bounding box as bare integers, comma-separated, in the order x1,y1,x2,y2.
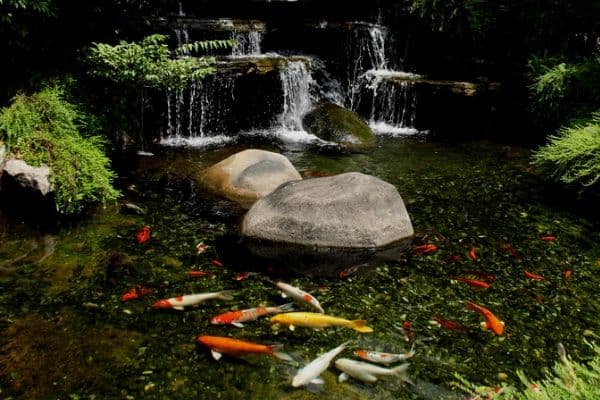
199,149,302,208
241,172,414,248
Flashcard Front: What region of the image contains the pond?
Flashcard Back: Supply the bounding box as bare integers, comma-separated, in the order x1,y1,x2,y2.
1,135,599,399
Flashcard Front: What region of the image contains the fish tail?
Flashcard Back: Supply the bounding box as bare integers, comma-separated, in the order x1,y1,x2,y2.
390,363,413,384
350,320,374,333
269,344,294,362
277,302,295,312
217,290,236,301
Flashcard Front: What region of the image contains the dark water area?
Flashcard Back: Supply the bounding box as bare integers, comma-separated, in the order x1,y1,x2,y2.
1,135,599,399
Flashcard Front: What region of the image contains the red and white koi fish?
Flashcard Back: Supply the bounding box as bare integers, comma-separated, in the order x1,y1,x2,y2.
152,290,234,310
276,282,324,313
211,303,295,328
197,335,293,361
136,226,151,244
354,345,415,365
465,301,504,335
524,270,545,281
196,242,207,254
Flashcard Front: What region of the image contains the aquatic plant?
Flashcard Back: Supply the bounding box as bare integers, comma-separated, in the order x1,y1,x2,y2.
0,86,119,214
531,112,600,189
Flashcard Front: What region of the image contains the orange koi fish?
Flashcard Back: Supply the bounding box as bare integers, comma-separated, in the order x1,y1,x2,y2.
197,335,293,361
524,270,545,281
468,247,477,261
450,276,490,289
186,270,211,277
540,235,557,241
432,317,470,334
211,303,294,328
414,244,437,254
136,226,151,244
121,285,154,302
564,270,572,280
465,301,504,335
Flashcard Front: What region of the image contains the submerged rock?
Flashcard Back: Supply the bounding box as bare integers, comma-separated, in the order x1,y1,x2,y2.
302,103,375,150
241,172,414,249
199,149,302,209
2,159,52,196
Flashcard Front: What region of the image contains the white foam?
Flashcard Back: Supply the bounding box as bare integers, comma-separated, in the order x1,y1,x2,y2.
365,69,421,80
369,121,422,136
159,135,234,148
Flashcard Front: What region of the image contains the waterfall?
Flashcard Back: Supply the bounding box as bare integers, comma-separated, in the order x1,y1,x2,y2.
278,60,314,132
231,31,262,56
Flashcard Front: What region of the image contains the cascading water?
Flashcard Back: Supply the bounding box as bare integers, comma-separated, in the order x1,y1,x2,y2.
278,60,314,132
231,31,262,56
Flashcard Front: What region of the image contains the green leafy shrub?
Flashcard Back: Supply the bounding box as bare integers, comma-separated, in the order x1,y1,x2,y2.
531,112,600,189
0,86,119,214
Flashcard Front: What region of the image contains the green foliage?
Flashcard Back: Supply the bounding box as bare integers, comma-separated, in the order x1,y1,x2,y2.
531,112,600,189
528,56,600,126
87,34,234,90
454,343,600,399
0,0,55,24
0,86,119,214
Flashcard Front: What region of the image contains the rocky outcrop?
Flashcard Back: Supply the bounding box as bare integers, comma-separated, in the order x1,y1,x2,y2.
199,149,302,208
302,103,375,150
2,159,53,196
241,172,413,248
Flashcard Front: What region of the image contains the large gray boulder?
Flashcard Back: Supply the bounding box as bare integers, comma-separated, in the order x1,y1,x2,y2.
2,159,52,195
241,172,414,248
302,103,375,150
199,149,302,209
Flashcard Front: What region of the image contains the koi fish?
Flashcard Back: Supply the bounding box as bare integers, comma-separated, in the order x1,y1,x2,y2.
445,255,461,263
136,226,151,244
121,285,154,302
540,235,557,241
196,242,207,254
152,290,234,310
451,276,490,289
414,244,437,254
270,312,373,333
235,272,255,281
186,270,210,277
212,259,224,268
564,270,572,280
292,341,350,387
338,265,360,279
402,320,413,341
501,243,522,259
524,270,545,281
211,303,294,328
432,317,470,334
335,358,412,384
276,282,324,313
303,169,335,178
465,301,504,335
468,247,477,261
354,346,415,365
197,335,293,362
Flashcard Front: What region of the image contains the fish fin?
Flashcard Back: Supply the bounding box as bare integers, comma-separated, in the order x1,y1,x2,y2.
211,350,222,361
232,322,244,328
289,324,295,331
391,363,413,385
310,377,324,385
270,345,294,362
281,292,288,298
217,290,235,301
351,320,374,333
278,302,295,312
173,306,185,311
338,373,349,383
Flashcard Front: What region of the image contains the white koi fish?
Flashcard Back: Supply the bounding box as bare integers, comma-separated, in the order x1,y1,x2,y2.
276,282,324,314
152,290,234,310
292,341,350,387
354,344,415,365
335,358,412,384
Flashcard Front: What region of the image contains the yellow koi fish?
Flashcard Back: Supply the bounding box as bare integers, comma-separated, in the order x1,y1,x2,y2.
270,312,373,333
